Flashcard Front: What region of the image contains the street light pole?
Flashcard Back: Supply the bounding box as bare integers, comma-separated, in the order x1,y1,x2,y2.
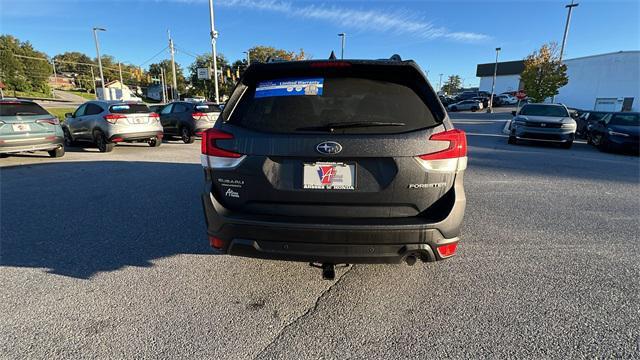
488,47,501,113
208,0,220,104
168,30,179,101
244,50,250,66
559,0,579,62
338,33,346,59
438,73,443,93
92,27,107,100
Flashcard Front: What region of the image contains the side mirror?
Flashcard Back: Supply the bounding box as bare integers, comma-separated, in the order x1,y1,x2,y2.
511,110,517,116
571,112,578,119
65,112,73,118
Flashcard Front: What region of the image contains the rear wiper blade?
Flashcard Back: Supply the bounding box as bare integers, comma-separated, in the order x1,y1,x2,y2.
297,121,406,132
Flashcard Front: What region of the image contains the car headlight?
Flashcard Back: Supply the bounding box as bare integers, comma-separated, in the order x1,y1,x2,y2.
561,123,577,129
608,129,629,137
513,120,526,126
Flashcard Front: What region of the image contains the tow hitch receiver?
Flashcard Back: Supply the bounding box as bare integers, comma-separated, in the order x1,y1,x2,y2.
309,263,349,280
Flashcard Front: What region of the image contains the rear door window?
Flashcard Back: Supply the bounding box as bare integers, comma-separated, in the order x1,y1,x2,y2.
109,103,150,114
85,104,103,115
228,77,438,134
0,102,49,116
194,104,221,113
610,113,639,126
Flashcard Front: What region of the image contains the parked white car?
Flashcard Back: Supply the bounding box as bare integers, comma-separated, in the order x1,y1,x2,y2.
448,100,483,112
498,94,518,105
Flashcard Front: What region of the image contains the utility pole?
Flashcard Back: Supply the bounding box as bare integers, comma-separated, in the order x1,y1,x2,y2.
438,73,443,93
244,50,250,66
338,33,346,59
90,66,97,99
488,47,501,113
559,0,579,62
208,0,220,104
118,62,124,100
160,67,167,103
92,27,107,100
51,59,58,97
168,30,179,101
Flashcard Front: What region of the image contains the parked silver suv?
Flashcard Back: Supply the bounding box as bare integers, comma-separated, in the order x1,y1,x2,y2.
63,101,164,152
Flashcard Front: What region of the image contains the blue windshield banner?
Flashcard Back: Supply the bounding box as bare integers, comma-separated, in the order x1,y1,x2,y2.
255,78,324,98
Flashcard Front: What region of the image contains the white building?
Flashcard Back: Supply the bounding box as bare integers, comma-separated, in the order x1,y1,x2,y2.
476,51,640,111
96,80,141,101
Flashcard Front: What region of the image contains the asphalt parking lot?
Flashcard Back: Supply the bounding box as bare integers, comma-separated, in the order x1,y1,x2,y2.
1,112,639,359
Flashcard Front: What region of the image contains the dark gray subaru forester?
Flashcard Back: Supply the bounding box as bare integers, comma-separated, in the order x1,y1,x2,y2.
200,57,466,278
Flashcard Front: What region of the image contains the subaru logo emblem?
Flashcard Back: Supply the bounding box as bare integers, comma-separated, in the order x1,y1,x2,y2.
316,141,342,155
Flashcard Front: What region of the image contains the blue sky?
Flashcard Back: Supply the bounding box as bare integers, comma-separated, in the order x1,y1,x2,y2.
1,0,638,87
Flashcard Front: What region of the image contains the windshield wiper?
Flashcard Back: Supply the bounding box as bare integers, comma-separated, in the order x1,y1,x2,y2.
297,121,406,132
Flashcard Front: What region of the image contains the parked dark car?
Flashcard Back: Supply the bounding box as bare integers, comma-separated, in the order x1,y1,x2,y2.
586,112,639,153
199,57,467,278
575,111,609,138
509,103,577,148
158,101,221,143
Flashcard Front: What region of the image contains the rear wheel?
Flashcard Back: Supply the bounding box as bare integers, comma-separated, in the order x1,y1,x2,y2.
94,131,115,153
562,141,573,149
508,136,517,144
595,135,609,152
148,138,162,147
48,146,65,158
181,127,195,144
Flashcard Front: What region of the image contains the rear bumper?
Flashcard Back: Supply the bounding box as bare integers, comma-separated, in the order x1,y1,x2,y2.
201,174,465,264
0,136,63,154
110,131,163,142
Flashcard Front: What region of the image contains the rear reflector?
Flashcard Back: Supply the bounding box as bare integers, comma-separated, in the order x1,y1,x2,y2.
111,137,124,143
437,242,458,258
192,112,207,119
104,114,126,124
208,236,225,249
415,129,467,173
201,128,245,169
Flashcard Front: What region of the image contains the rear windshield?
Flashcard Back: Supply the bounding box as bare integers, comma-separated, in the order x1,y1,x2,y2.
610,113,639,126
0,102,49,116
194,104,221,113
109,103,150,114
228,77,438,134
520,105,569,117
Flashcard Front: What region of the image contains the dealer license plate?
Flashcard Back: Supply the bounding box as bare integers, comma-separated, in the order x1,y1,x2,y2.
12,124,31,132
303,162,355,190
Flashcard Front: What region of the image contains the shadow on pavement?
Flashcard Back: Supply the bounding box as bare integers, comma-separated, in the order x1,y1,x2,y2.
1,161,211,279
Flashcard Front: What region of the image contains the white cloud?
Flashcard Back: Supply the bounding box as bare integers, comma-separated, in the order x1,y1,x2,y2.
218,0,490,42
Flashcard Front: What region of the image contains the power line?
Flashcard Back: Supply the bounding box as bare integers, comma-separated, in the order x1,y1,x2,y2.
138,46,170,67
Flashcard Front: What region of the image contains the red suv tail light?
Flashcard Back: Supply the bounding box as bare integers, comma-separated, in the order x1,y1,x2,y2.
415,129,467,172
149,112,160,119
103,114,126,124
436,242,458,258
192,112,207,120
201,128,245,169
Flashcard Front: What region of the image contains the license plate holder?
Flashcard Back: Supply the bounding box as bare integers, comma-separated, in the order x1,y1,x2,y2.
12,124,31,132
303,162,355,190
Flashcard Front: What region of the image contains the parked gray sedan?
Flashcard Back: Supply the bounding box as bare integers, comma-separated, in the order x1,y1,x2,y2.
63,101,164,152
0,99,65,157
509,103,577,148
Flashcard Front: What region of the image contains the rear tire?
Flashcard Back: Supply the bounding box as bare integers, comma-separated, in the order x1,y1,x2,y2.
48,146,65,158
508,136,517,145
562,141,573,149
148,138,162,147
181,127,195,144
94,131,115,153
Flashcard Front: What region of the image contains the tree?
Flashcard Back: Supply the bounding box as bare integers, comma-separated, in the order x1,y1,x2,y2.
52,52,94,73
187,54,231,100
0,35,51,95
520,43,568,103
442,75,462,95
246,46,307,63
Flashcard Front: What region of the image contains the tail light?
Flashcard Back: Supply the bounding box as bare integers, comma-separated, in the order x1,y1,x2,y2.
149,112,160,119
437,242,458,258
415,129,467,172
208,235,225,249
36,117,60,125
201,128,245,169
104,114,126,124
192,112,207,120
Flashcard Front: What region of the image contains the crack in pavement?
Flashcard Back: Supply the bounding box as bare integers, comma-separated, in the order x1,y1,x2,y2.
252,265,356,360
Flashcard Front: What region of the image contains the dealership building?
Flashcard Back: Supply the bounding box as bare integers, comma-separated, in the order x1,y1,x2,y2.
476,50,640,112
